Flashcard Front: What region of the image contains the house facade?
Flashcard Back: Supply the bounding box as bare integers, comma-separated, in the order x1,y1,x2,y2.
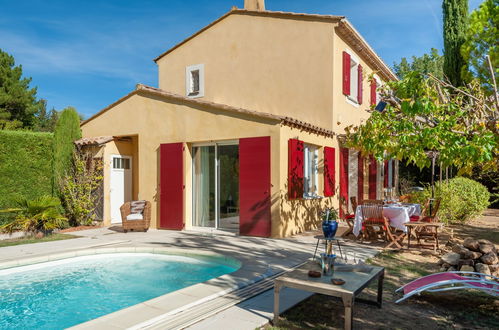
80,1,398,238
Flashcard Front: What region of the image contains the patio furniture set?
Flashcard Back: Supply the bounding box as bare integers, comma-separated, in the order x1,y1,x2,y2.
343,196,443,250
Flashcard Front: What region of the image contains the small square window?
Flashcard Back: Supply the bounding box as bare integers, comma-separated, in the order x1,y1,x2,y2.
186,64,204,98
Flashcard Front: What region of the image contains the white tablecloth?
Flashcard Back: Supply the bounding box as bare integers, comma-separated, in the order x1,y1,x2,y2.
353,203,421,236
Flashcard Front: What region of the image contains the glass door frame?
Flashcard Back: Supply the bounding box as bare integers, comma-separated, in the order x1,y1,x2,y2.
192,140,239,230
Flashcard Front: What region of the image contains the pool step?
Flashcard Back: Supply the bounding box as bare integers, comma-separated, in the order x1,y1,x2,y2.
141,267,301,330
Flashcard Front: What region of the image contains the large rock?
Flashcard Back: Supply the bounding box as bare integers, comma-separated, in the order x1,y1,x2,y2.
463,237,480,251
441,252,461,266
489,264,499,277
460,265,474,272
479,243,496,254
452,244,469,256
475,263,491,275
468,251,483,260
458,259,474,267
478,239,493,245
480,252,499,265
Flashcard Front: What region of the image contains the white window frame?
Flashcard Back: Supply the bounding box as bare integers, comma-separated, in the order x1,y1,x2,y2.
303,144,319,198
185,64,204,98
373,74,382,107
345,50,360,107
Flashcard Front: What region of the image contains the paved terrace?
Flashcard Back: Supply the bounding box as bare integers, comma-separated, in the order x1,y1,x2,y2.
0,228,380,329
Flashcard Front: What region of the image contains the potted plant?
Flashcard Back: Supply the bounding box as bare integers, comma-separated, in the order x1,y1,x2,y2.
321,207,339,239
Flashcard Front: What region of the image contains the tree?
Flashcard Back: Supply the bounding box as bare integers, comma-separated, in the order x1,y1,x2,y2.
34,99,59,132
461,0,498,91
344,72,498,174
0,49,41,128
393,48,444,80
52,107,81,194
443,0,468,86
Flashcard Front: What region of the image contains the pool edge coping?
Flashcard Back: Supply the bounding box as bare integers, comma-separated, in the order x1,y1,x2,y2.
0,246,279,329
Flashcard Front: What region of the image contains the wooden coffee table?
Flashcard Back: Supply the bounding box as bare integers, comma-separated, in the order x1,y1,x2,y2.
273,261,384,330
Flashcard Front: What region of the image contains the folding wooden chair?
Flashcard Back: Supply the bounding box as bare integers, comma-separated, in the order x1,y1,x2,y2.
360,200,404,249
339,196,355,237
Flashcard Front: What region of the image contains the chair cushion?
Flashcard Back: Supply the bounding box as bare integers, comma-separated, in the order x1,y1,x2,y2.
126,213,144,221
130,200,146,214
410,215,420,222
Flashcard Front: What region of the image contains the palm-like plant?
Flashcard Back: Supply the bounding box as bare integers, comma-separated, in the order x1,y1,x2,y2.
0,196,68,235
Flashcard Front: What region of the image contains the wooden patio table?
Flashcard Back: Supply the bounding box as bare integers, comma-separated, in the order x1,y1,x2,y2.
273,261,384,330
404,222,444,251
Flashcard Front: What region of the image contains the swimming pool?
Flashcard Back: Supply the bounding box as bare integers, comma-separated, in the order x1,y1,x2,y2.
0,252,239,329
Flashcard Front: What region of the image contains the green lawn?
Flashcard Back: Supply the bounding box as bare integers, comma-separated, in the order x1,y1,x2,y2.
0,233,78,248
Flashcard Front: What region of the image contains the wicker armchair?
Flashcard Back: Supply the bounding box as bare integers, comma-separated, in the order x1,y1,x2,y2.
120,201,151,232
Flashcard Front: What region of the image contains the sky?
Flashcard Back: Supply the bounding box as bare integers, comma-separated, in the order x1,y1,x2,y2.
1,0,483,118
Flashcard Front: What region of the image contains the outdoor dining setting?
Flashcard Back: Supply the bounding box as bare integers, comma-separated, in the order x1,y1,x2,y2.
340,190,443,250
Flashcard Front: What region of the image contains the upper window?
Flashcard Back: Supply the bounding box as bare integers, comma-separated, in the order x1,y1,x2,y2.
186,64,204,98
303,145,319,198
342,51,363,105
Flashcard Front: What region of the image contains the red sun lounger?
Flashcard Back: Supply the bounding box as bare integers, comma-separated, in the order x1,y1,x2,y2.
395,271,499,303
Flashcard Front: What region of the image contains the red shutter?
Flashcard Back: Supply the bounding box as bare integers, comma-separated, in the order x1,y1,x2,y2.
368,156,377,199
342,51,351,96
288,139,304,199
323,147,335,197
339,148,349,218
239,136,271,237
370,79,377,106
357,154,364,202
159,143,184,230
357,64,363,104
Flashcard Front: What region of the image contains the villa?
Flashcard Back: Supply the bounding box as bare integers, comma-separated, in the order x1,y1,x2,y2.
79,0,398,237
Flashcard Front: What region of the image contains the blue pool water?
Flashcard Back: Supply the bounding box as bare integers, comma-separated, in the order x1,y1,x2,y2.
0,253,238,329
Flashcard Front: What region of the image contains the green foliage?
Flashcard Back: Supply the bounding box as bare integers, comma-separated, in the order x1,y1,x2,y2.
52,107,81,194
60,150,103,226
0,48,41,129
345,72,498,173
466,165,499,208
443,0,469,86
412,177,490,224
0,130,54,225
0,195,67,235
461,0,498,91
393,48,444,80
34,99,59,132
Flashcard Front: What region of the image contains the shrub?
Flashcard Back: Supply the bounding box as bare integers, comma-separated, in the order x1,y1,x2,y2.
412,177,490,224
52,107,81,194
0,130,53,225
0,195,67,235
60,150,103,226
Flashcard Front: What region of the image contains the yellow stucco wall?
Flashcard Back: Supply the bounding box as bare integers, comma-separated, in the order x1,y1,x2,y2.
332,31,387,133
82,92,282,230
157,13,336,130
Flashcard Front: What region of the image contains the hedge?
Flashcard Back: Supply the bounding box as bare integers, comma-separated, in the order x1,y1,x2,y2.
0,130,54,223
412,177,490,224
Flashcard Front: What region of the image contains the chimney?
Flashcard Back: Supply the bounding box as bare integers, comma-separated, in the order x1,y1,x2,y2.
244,0,265,11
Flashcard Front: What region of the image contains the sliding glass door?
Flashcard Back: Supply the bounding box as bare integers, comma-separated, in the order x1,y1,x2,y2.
193,146,216,227
193,143,239,230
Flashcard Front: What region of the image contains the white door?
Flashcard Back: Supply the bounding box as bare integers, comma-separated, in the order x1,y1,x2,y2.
110,155,132,224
